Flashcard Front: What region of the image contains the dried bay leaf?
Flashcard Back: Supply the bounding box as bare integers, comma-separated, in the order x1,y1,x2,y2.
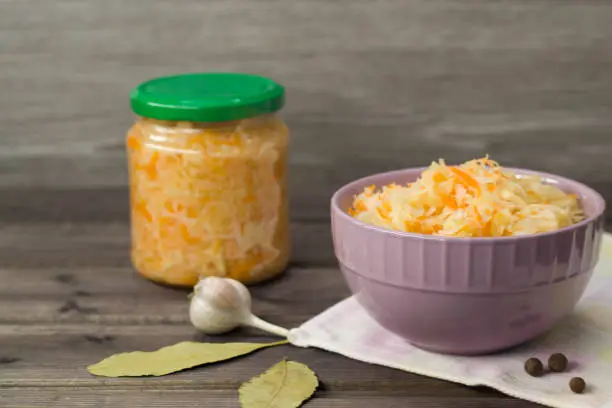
239,360,318,408
87,340,287,377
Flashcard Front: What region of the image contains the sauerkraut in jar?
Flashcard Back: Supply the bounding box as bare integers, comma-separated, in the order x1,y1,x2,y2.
126,73,290,287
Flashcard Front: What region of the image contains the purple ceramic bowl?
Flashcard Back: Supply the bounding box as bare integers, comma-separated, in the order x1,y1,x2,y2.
331,167,606,355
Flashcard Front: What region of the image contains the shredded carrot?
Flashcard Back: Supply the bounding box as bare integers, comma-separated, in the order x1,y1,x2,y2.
141,152,159,181
451,167,481,195
474,207,483,225
443,195,458,210
377,207,389,219
180,223,200,245
134,200,153,222
127,134,141,150
382,200,392,212
482,220,493,237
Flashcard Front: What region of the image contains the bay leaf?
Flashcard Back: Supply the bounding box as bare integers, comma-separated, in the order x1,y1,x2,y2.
239,359,319,408
87,340,287,377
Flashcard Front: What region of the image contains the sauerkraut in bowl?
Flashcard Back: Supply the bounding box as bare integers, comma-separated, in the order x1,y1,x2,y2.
348,157,586,238
332,159,605,355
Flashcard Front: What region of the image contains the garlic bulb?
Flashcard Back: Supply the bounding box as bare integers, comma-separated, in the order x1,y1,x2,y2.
189,276,289,337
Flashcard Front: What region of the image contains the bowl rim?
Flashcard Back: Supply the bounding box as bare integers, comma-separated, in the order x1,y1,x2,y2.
331,166,606,243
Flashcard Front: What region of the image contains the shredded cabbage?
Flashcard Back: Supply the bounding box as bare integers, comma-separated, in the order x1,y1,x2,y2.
127,115,290,286
348,157,585,237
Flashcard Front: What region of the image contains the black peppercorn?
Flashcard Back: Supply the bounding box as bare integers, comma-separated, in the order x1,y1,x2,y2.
548,353,568,372
569,377,586,394
524,357,544,377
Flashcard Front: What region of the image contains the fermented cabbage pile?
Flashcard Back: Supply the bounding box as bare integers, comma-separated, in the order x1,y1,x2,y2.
348,157,585,237
127,116,290,286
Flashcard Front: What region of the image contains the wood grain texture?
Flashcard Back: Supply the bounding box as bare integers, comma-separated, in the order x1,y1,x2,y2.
0,223,334,269
0,265,346,325
0,330,490,393
0,390,541,408
3,0,612,406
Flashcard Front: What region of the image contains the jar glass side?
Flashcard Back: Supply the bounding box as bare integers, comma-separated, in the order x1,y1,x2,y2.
126,114,290,287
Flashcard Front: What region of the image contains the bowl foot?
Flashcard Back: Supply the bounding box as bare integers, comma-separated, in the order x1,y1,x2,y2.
409,340,530,356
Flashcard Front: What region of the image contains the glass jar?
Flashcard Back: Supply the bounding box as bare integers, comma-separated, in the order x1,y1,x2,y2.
126,73,290,287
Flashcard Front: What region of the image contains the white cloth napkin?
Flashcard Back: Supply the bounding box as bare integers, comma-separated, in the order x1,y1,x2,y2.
288,234,612,408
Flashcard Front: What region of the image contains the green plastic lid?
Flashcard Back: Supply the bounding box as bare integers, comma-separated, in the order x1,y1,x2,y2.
129,72,285,122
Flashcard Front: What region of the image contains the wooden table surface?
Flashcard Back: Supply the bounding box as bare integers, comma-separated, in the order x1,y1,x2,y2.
2,1,612,407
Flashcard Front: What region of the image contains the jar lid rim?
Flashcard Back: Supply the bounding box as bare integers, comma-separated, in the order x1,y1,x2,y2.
130,72,285,122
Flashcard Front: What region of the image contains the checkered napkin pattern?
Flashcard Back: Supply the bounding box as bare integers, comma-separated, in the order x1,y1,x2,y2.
288,234,612,408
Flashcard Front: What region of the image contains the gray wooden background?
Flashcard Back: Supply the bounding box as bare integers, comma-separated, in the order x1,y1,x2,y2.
1,1,612,407
3,0,612,222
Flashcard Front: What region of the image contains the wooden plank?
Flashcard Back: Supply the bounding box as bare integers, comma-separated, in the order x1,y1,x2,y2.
0,262,541,402
0,266,346,325
0,326,520,401
1,161,612,224
2,0,612,125
0,389,542,408
0,263,518,398
2,0,612,191
0,222,335,268
0,333,468,391
0,264,341,298
3,115,612,174
2,117,612,186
